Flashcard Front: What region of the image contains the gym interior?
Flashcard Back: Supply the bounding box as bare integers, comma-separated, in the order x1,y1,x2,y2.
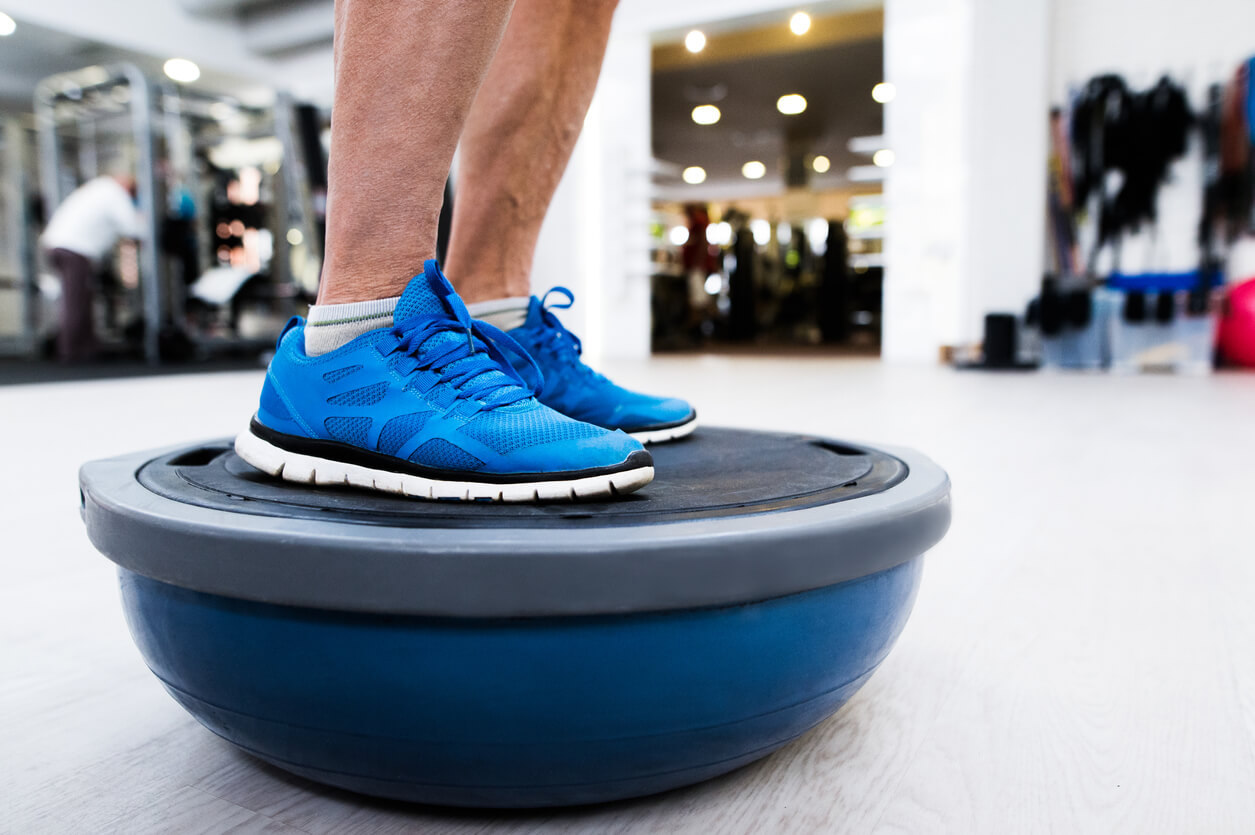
3,0,1254,832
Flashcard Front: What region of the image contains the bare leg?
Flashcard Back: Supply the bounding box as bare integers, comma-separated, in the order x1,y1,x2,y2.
443,0,620,304
318,0,516,304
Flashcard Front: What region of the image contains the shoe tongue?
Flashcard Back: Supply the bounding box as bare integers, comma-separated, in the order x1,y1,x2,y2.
394,259,457,323
393,259,527,406
522,295,547,331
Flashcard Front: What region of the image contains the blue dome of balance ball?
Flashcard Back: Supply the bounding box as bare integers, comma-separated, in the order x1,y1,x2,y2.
81,428,950,808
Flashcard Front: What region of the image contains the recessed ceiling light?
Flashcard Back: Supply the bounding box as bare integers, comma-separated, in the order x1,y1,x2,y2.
872,82,896,103
873,149,895,167
776,94,807,115
741,160,766,180
812,155,831,173
0,12,15,37
163,58,201,84
684,30,706,53
691,104,720,125
682,166,707,184
790,12,811,35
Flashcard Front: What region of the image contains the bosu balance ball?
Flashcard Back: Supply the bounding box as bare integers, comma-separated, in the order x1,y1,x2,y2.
80,427,950,807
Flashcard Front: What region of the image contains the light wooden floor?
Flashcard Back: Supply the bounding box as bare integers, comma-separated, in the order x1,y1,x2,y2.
3,357,1254,834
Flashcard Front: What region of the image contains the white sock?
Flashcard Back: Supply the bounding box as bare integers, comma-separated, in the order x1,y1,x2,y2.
468,296,531,332
303,296,400,356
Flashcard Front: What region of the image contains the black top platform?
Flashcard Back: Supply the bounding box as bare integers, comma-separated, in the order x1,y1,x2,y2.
80,428,951,618
141,428,903,526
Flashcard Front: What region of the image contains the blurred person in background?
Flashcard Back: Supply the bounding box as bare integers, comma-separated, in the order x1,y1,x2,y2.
40,171,143,362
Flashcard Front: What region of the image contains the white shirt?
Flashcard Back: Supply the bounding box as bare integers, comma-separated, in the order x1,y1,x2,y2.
41,176,144,262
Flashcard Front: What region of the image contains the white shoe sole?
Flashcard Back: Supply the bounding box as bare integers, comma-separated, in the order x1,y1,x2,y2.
630,417,698,445
235,429,654,502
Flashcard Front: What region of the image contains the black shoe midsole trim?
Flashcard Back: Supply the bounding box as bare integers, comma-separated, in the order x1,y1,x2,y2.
622,410,698,433
248,418,653,485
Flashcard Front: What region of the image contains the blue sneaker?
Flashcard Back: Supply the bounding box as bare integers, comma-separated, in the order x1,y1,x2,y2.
507,289,698,444
235,261,653,501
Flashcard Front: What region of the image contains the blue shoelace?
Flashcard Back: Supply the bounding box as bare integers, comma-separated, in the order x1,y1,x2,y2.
387,293,543,412
524,287,607,387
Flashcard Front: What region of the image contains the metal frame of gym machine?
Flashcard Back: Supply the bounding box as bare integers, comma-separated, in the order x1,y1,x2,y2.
34,64,322,365
35,64,164,363
0,116,39,357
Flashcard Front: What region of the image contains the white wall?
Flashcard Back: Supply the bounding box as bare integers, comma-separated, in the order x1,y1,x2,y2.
880,0,968,362
1051,0,1255,98
881,0,1049,361
884,0,1254,360
961,0,1050,343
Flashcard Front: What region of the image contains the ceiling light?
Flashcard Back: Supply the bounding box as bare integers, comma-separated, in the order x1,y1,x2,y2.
873,149,895,167
0,12,15,37
163,58,201,84
776,94,807,115
684,30,706,53
812,155,831,173
691,104,720,125
682,166,707,185
789,12,811,35
871,82,896,103
741,160,766,180
668,225,690,246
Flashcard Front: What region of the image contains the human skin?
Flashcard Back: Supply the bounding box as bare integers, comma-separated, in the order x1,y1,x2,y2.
317,0,516,304
441,0,621,304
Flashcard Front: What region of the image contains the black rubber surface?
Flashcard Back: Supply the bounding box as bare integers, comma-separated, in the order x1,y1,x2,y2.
138,428,904,527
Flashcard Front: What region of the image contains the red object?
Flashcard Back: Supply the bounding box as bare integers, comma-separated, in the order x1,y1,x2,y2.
681,204,717,275
1218,277,1255,368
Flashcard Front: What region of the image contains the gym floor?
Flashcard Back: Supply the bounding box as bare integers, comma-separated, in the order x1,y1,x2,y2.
4,357,1254,833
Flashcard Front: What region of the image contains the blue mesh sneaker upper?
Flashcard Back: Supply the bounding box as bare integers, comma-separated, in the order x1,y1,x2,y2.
507,289,696,434
251,261,644,478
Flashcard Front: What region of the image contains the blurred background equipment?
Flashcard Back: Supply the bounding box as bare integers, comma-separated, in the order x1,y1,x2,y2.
31,64,325,364
0,0,1251,381
649,6,885,355
986,59,1255,375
